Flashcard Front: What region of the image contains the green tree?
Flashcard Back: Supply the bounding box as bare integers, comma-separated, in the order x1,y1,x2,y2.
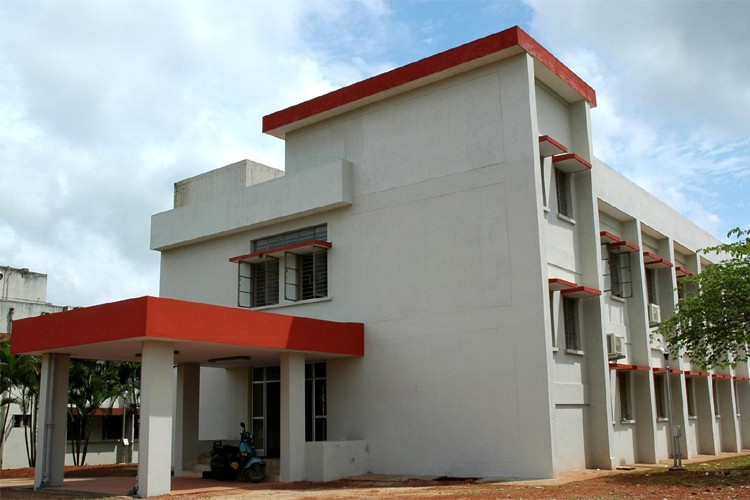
0,340,15,463
0,341,41,467
67,359,124,466
658,227,750,369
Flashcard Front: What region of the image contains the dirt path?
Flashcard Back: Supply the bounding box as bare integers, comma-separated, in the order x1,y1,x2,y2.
3,455,750,499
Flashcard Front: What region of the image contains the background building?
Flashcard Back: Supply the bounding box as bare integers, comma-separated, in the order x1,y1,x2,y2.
1,266,66,468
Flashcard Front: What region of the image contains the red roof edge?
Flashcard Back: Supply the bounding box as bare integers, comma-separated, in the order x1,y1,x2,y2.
263,26,596,137
515,28,597,107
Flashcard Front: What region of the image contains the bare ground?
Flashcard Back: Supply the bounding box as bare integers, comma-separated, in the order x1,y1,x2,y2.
2,456,750,499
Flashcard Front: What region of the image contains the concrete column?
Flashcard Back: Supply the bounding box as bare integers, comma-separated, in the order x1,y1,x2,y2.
280,352,305,482
137,341,175,497
173,364,200,476
34,353,70,489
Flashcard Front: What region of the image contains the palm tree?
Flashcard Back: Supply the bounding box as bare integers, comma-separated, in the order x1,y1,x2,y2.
0,341,41,466
0,340,15,466
67,359,125,465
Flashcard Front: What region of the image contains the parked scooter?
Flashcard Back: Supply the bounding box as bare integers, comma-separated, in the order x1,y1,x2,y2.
209,422,266,482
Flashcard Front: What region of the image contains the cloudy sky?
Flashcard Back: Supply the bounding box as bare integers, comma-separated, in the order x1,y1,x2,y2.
1,0,748,307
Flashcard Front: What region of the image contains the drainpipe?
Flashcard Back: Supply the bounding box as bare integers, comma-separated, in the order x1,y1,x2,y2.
7,307,14,335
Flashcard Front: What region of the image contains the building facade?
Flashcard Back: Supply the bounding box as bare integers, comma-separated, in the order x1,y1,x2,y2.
12,27,749,495
150,26,749,479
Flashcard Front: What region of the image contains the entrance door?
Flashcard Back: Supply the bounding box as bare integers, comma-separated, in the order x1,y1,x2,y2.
251,367,281,457
251,362,328,457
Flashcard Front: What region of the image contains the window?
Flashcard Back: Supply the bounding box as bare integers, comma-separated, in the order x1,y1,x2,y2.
240,257,280,308
654,374,667,419
712,379,721,416
101,415,123,440
286,248,328,301
255,225,327,252
238,224,328,308
13,414,30,428
305,362,327,442
618,372,632,421
563,297,579,351
645,268,657,305
735,381,742,417
555,169,571,217
686,377,697,417
606,250,633,298
548,291,557,348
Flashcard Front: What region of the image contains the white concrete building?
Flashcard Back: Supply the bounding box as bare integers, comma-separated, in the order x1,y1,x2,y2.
12,26,749,496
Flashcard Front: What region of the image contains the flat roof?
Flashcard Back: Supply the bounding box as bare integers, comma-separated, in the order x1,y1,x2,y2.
263,26,596,139
11,296,364,364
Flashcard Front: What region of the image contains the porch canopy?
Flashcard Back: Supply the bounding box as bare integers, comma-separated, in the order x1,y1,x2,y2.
11,295,364,362
11,296,364,497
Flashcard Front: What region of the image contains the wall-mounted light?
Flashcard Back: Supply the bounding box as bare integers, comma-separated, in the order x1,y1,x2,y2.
207,356,252,364
135,350,180,358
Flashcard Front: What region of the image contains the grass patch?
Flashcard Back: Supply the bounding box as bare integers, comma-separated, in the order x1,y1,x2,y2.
608,455,750,489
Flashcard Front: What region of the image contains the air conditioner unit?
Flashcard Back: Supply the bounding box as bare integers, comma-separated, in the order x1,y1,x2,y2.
648,303,661,326
606,333,625,360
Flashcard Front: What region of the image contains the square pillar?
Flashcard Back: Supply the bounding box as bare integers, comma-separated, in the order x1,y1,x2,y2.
35,353,69,489
174,363,201,476
280,352,305,481
138,341,175,497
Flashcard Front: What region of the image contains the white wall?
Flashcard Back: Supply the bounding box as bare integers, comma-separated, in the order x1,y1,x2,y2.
158,54,557,479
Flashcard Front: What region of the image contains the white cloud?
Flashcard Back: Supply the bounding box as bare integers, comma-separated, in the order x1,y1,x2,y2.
526,0,750,238
0,0,393,306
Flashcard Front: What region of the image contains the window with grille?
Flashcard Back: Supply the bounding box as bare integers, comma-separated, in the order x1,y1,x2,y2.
286,249,328,301
606,250,633,298
239,256,280,308
563,297,579,351
255,225,327,252
654,374,666,419
618,372,632,421
555,169,571,217
237,224,328,308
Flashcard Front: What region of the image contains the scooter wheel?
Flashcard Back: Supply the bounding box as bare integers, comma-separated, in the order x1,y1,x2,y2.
245,463,265,483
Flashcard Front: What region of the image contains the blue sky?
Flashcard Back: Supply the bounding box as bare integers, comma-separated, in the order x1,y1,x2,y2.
1,0,748,306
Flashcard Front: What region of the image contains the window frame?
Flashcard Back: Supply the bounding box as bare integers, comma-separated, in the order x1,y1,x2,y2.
606,250,633,299
562,296,581,352
248,256,280,308
712,379,721,417
654,374,667,420
617,371,634,422
555,168,571,218
686,377,697,418
285,246,328,302
548,290,557,349
305,362,327,442
645,267,658,306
